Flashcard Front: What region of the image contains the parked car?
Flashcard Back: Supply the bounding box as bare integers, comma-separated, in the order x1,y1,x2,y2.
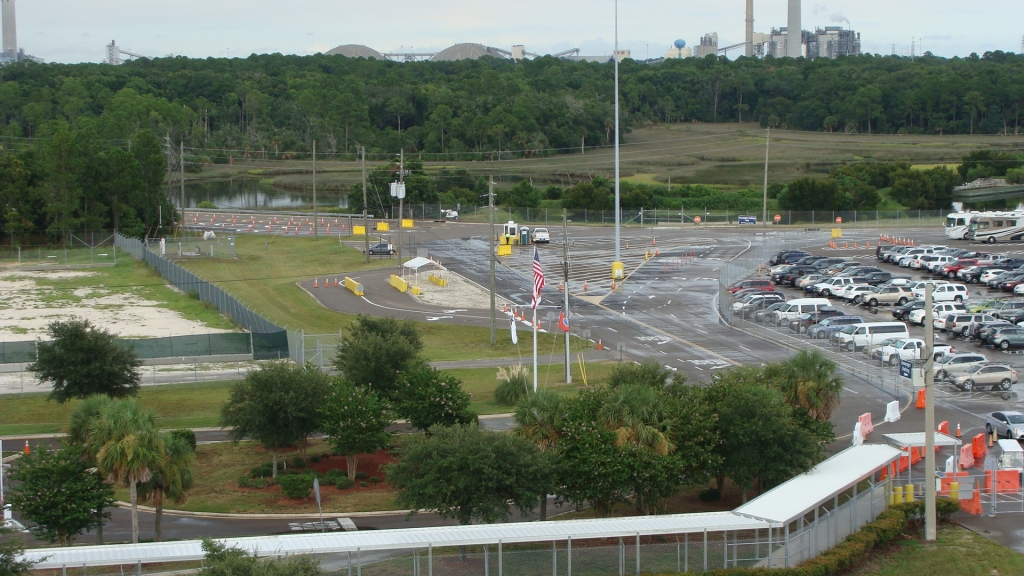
813,277,858,297
839,284,876,303
942,258,979,279
953,363,1018,392
915,283,969,304
366,242,395,255
769,250,809,265
532,228,550,243
987,300,1024,319
980,269,1011,284
731,287,776,300
769,299,834,325
738,294,788,319
836,322,911,352
986,326,1024,350
795,274,826,289
934,353,989,380
877,339,954,366
774,266,820,285
787,308,845,333
892,300,926,321
728,279,774,294
753,302,786,323
807,316,865,340
907,302,967,326
860,286,914,307
943,313,997,336
974,321,1016,342
997,274,1024,292
986,411,1024,440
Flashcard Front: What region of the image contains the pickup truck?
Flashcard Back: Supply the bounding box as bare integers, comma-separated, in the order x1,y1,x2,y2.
532,228,550,243
878,338,955,366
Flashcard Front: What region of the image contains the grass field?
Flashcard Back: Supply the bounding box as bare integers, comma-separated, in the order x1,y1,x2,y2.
0,361,615,435
849,524,1024,575
180,122,1016,193
174,234,586,361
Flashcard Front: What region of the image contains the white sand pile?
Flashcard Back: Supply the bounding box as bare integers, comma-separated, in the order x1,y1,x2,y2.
410,272,509,310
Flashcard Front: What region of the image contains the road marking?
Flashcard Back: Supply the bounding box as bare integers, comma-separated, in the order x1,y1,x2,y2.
606,327,618,332
843,387,860,394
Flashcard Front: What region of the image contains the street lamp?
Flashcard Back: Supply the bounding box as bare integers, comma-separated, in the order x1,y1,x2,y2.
611,0,623,283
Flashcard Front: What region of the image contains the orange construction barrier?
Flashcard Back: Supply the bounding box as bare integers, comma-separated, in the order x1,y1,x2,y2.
972,433,987,460
984,469,1022,493
939,471,970,496
910,446,921,465
961,489,983,515
858,412,874,436
938,421,949,435
898,454,910,472
959,444,975,469
915,388,926,409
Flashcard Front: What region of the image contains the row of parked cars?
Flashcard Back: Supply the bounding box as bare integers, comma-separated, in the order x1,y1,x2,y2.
728,247,1022,395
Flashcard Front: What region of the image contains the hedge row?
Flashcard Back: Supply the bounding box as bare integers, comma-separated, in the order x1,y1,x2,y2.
666,498,959,576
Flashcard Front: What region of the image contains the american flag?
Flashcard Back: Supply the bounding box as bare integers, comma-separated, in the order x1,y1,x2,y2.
531,247,545,310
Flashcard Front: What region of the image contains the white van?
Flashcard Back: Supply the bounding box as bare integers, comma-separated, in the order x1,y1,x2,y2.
837,322,910,352
770,298,833,325
912,282,968,303
813,277,857,297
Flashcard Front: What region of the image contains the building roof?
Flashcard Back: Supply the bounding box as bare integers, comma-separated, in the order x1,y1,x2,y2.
733,444,901,524
24,512,773,569
883,432,961,448
430,43,505,62
325,44,384,59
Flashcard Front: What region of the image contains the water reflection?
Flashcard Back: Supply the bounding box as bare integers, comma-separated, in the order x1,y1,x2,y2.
170,179,348,210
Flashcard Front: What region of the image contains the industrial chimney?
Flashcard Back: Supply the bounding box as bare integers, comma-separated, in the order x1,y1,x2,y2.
745,0,753,57
1,0,14,58
787,0,801,57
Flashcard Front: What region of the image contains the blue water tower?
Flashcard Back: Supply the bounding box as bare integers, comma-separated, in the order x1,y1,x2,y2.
674,39,687,49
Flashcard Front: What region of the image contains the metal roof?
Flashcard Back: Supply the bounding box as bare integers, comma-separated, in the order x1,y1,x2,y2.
883,432,962,448
733,444,901,525
25,512,773,569
324,44,384,59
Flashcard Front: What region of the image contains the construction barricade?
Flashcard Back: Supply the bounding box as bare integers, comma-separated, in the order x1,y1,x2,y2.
343,277,364,296
972,433,987,460
389,274,408,293
858,412,874,437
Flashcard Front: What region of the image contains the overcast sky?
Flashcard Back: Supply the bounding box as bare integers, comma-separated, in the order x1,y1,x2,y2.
20,0,1021,64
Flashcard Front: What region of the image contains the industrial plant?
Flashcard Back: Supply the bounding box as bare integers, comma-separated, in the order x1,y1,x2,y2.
322,43,627,63
0,0,40,64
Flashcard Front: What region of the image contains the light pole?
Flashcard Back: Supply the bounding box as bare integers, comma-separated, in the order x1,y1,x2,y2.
611,0,623,283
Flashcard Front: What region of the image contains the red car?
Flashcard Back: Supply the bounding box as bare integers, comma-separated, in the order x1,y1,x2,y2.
942,259,977,279
728,279,774,294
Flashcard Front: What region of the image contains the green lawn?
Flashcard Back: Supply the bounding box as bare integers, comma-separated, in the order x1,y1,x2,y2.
0,360,615,435
850,524,1024,575
174,234,589,361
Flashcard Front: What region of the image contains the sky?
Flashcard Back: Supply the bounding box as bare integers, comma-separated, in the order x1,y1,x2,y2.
17,0,1023,64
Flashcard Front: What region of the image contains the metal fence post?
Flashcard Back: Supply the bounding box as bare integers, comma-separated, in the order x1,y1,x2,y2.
567,536,572,576
636,533,640,575
497,541,501,576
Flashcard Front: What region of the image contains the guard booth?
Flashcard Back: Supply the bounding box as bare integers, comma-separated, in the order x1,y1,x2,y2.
501,221,518,245
519,226,531,245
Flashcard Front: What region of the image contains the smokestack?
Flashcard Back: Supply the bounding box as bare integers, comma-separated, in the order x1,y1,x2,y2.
1,0,15,57
787,0,801,57
745,0,753,57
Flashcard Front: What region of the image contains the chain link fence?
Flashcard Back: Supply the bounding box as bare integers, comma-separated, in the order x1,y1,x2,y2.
0,232,119,267
115,233,290,360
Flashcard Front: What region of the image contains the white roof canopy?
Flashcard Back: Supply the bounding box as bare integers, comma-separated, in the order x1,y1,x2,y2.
402,257,438,270
883,432,962,449
24,512,773,569
734,444,901,525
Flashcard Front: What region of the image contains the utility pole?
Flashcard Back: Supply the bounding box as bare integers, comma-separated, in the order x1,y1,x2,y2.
562,210,572,384
398,149,404,269
489,177,496,345
180,142,185,223
362,146,369,263
762,128,770,227
924,288,937,541
312,140,318,241
612,0,622,280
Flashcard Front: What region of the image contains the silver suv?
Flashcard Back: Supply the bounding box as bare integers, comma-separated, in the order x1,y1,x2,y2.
934,353,988,380
952,363,1018,392
861,286,914,307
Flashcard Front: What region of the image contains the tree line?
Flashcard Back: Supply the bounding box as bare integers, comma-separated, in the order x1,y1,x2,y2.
0,50,1021,164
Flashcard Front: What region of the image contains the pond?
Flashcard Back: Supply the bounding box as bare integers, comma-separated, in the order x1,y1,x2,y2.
171,179,349,210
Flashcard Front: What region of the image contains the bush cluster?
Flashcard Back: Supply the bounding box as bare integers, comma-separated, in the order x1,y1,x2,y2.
277,475,314,499
322,469,355,489
236,476,273,489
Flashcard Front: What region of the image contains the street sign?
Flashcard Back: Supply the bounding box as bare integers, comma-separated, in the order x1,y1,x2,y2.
774,214,782,223
738,216,757,225
313,478,321,505
694,216,702,224
899,359,913,380
835,216,843,224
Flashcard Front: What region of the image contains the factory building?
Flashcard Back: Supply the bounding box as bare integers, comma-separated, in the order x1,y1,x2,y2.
695,33,719,58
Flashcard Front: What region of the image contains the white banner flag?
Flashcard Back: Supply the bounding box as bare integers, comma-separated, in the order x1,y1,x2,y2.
510,314,518,345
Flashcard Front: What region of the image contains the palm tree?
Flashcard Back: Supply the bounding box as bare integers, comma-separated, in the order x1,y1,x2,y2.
138,433,196,542
513,389,564,520
90,399,164,544
599,384,676,456
777,349,844,421
65,395,114,544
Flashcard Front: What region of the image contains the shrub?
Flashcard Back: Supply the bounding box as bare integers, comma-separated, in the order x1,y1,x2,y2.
359,481,368,487
171,429,197,451
278,475,313,499
237,476,272,489
197,200,217,209
249,464,273,479
290,456,307,469
494,365,530,406
334,476,355,490
355,471,368,480
698,487,721,502
321,453,331,460
323,469,344,483
309,455,320,463
369,476,381,484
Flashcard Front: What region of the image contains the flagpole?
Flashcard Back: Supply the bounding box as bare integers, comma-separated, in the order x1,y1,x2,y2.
532,307,538,393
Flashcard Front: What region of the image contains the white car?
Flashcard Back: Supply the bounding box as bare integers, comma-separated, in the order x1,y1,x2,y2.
909,280,949,299
840,284,876,303
796,274,825,289
814,277,858,297
980,269,1009,284
913,283,969,304
923,255,956,272
878,338,955,366
444,209,459,220
908,302,967,325
899,254,929,268
532,228,550,243
1014,284,1024,295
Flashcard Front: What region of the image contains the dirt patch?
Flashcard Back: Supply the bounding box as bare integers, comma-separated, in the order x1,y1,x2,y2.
0,269,233,339
410,271,510,310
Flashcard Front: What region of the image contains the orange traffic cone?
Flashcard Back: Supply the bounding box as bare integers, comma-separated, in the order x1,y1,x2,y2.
314,279,318,288
558,282,564,292
956,423,962,438
611,280,616,290
23,440,29,455
502,304,508,313
655,248,660,256
597,339,603,350
334,278,339,287
322,279,327,289
583,282,589,292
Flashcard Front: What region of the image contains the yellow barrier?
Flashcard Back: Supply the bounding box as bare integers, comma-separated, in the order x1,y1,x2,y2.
389,274,408,293
401,219,415,229
428,273,448,287
497,245,512,257
378,222,390,232
343,277,364,296
410,285,422,295
353,225,366,236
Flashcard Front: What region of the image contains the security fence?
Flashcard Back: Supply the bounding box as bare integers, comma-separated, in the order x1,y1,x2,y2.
0,232,118,266
115,233,290,360
0,333,256,365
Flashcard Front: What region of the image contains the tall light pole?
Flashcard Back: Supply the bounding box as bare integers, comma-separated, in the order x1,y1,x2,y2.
489,177,496,345
312,140,318,241
762,128,770,227
924,288,937,540
398,149,404,269
362,146,369,263
563,211,572,384
612,0,623,282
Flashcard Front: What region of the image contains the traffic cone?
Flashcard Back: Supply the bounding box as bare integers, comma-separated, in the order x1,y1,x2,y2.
23,440,29,455
655,248,660,256
583,282,589,292
956,423,962,438
597,339,603,350
502,304,508,313
652,237,657,246
611,280,616,290
322,278,327,289
314,279,319,288
558,282,564,292
334,278,339,287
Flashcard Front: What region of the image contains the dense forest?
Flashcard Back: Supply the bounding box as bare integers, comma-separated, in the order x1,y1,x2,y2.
0,50,1021,162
